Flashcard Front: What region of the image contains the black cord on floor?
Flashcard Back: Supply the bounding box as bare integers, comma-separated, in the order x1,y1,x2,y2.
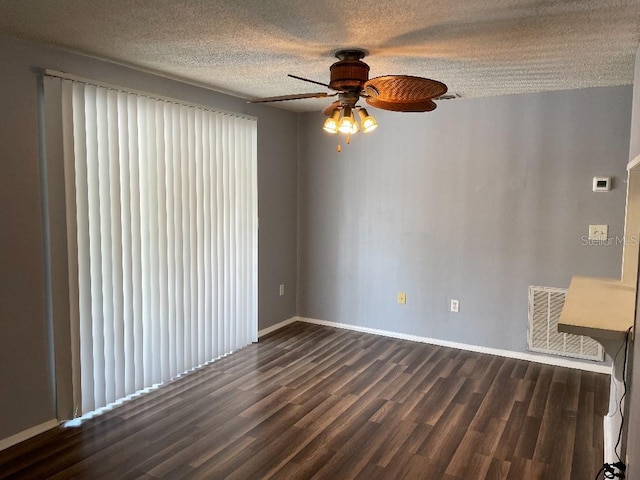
595,462,627,479
594,327,632,480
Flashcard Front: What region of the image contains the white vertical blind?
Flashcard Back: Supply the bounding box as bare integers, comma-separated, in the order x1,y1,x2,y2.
59,78,257,414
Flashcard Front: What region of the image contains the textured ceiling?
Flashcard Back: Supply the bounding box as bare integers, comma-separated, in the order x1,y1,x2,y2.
0,0,639,112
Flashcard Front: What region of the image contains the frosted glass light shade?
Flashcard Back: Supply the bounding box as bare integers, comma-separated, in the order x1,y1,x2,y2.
323,109,340,134
338,106,355,134
358,108,378,133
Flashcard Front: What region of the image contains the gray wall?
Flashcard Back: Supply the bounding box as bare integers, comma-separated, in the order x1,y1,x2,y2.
0,33,298,441
297,86,631,355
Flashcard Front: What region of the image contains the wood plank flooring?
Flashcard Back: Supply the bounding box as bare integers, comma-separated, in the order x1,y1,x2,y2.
0,322,609,479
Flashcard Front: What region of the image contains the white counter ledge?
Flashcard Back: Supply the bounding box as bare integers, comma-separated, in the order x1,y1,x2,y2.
558,275,634,341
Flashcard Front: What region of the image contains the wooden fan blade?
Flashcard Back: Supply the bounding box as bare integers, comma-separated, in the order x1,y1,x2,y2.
288,74,343,92
249,92,335,103
366,97,437,112
322,101,341,116
363,75,447,112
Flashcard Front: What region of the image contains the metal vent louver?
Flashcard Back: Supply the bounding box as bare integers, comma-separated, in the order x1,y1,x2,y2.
528,286,604,362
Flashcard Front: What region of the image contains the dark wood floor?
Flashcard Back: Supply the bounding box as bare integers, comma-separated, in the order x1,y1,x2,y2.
0,322,608,479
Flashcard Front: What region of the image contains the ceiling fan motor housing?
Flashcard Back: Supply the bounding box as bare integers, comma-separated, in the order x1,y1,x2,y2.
329,49,370,91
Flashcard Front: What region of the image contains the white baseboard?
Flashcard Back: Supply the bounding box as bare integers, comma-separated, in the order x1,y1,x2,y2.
0,419,59,452
258,316,299,338
296,317,611,374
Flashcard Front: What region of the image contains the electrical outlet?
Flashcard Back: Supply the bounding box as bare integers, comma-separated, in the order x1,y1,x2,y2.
397,292,406,305
279,284,285,296
450,299,460,313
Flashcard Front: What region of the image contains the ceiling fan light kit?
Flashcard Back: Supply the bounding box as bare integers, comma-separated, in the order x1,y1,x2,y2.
250,48,447,149
322,105,376,136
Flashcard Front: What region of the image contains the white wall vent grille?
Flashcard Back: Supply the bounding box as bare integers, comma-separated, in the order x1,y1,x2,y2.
527,286,604,362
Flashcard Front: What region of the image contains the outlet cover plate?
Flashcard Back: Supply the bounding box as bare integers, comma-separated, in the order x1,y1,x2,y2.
397,292,406,305
588,225,608,241
451,299,460,313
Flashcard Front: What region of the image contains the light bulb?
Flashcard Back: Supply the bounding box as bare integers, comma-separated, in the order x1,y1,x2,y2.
323,109,340,134
338,107,354,134
358,108,378,133
362,116,378,132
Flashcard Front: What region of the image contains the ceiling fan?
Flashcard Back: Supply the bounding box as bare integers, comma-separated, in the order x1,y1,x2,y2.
250,49,449,141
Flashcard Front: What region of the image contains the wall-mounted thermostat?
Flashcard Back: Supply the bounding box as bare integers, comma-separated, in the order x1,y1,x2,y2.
593,176,611,192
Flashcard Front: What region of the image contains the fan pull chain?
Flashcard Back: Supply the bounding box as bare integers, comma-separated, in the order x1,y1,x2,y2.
337,144,342,152
346,134,351,144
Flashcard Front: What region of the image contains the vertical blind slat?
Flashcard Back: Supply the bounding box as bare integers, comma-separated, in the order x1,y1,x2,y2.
157,103,169,381
70,83,94,413
60,78,257,415
168,105,179,377
222,118,230,354
106,89,124,403
179,107,189,372
61,81,83,415
147,99,160,385
85,86,106,410
117,92,134,397
137,99,151,388
188,110,197,368
215,115,224,357
163,105,175,378
202,113,212,362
